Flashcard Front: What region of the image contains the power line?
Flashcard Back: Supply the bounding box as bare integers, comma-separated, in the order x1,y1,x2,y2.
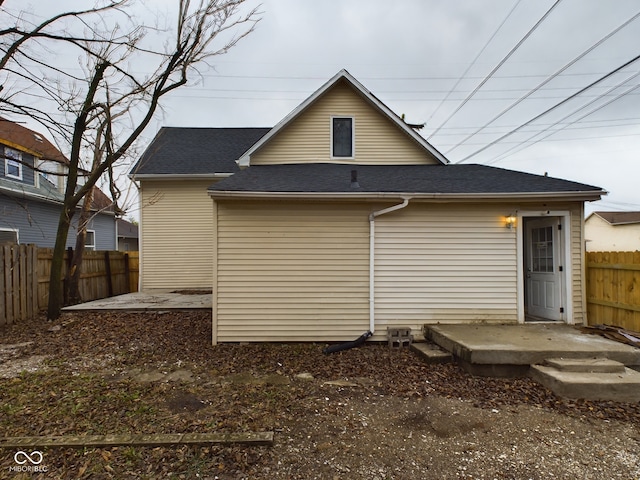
447,7,640,157
486,72,640,165
426,0,522,127
437,131,640,148
433,119,640,137
428,0,563,141
455,51,640,164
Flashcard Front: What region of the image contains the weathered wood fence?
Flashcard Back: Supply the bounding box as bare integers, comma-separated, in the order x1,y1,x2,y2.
586,251,640,332
1,245,139,326
1,244,39,326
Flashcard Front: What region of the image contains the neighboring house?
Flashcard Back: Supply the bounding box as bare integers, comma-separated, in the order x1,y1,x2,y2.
0,118,116,249
132,70,605,343
116,218,139,251
585,211,640,251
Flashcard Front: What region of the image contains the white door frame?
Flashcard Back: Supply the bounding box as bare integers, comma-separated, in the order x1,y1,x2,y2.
516,210,573,324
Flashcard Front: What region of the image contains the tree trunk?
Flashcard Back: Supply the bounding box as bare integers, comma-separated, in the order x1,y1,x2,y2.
66,188,95,305
47,203,75,320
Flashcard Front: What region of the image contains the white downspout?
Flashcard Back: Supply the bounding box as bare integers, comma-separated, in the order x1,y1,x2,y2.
369,198,410,334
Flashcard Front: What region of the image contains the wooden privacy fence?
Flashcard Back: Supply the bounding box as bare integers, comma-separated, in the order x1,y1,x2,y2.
1,244,39,326
1,245,139,326
586,251,640,332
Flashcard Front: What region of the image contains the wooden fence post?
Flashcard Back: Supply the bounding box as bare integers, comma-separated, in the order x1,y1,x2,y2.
30,245,38,316
63,246,73,305
124,253,131,294
3,245,12,324
0,246,5,326
11,245,19,322
104,251,113,297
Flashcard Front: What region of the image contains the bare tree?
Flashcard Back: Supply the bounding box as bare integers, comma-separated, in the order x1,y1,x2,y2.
0,0,260,319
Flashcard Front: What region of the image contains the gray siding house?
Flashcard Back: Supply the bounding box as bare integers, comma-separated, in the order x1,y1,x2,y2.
0,118,116,249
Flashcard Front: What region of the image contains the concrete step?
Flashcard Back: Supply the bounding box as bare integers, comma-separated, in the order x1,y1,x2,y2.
411,342,453,364
530,360,640,403
544,357,626,374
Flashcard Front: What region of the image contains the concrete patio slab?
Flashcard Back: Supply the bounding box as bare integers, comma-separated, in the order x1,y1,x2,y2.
425,324,640,376
62,290,212,312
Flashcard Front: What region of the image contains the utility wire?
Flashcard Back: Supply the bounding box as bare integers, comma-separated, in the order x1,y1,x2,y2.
485,70,640,165
447,8,640,157
426,0,522,129
454,51,640,163
429,115,640,132
428,0,562,141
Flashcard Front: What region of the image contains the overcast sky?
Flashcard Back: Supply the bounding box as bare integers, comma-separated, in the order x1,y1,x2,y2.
14,0,640,216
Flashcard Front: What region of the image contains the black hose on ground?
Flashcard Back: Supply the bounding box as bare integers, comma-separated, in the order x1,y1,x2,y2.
323,331,373,354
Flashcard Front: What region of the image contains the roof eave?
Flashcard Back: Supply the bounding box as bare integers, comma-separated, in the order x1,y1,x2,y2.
129,173,234,181
0,184,64,205
208,190,606,202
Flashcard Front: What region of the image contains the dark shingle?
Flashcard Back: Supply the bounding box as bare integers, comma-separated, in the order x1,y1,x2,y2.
594,211,640,225
0,117,68,164
208,164,603,195
131,127,270,176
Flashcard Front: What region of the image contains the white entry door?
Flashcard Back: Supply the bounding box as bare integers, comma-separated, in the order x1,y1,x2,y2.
526,218,563,321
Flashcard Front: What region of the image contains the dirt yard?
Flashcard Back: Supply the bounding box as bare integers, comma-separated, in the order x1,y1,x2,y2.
0,311,639,479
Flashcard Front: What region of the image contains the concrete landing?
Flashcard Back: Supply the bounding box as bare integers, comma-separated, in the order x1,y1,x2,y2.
425,324,640,368
531,358,640,403
62,290,212,312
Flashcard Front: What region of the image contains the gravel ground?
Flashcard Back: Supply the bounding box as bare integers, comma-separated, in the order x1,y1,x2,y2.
0,311,639,479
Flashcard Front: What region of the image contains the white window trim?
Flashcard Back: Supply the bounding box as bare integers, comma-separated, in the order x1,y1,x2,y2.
4,148,23,180
85,229,96,251
0,227,19,244
330,116,355,160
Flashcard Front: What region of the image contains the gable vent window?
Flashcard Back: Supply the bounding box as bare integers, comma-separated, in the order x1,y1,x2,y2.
332,117,354,158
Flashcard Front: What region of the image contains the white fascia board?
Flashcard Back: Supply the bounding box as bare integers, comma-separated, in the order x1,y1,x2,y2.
236,69,449,167
208,190,606,202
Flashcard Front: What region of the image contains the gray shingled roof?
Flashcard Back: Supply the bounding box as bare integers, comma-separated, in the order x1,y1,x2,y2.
131,127,270,176
594,211,640,225
207,164,603,196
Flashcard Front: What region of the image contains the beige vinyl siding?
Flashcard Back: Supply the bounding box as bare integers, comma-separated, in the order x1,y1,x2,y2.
250,80,440,165
212,199,587,342
571,203,585,323
374,204,518,335
215,201,370,342
140,179,214,290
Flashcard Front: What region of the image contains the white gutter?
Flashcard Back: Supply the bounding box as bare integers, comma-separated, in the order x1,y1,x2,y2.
208,190,606,202
368,198,410,334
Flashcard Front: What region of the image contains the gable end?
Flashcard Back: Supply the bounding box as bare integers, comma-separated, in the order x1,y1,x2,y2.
240,70,448,167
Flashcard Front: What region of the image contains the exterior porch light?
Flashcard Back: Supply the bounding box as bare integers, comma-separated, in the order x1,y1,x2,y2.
505,214,516,229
